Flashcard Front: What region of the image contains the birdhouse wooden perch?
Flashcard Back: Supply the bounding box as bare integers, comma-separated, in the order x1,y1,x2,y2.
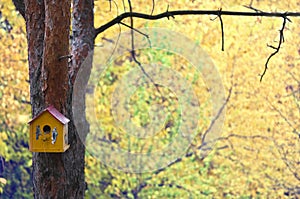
28,106,70,152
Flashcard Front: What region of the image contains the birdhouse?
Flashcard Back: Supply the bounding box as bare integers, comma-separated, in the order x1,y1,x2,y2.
28,106,70,152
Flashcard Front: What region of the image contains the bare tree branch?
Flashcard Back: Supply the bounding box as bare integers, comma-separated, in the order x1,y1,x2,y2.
201,85,232,144
273,138,300,182
127,0,162,95
94,10,300,36
267,99,299,137
260,15,290,81
149,82,235,177
94,9,300,80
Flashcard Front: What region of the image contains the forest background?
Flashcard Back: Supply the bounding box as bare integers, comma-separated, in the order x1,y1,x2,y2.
0,0,299,198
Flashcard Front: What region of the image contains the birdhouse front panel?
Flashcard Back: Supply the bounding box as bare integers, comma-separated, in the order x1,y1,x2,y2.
29,106,70,152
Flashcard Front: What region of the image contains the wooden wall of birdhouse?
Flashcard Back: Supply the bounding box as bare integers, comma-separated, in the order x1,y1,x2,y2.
28,106,70,152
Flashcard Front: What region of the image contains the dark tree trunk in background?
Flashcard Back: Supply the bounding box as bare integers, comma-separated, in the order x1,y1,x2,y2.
14,0,95,197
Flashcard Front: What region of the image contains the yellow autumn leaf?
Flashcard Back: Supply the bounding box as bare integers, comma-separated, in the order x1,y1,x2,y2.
0,178,7,185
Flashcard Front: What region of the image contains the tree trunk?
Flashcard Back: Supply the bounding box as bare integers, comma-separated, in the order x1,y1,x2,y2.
23,0,94,198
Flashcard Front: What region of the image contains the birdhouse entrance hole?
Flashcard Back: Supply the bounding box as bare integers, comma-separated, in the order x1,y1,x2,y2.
43,125,51,134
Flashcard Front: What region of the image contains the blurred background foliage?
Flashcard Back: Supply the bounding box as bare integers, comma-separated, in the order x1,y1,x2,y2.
0,0,299,198
0,0,31,198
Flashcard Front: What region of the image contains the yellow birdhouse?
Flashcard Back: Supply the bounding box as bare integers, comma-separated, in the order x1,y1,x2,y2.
28,106,70,152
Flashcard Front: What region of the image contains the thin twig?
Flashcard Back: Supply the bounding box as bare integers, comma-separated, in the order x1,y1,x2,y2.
119,22,149,38
287,71,300,85
122,0,126,12
267,99,298,133
152,132,269,177
108,0,112,12
210,8,224,51
218,8,224,51
201,86,232,143
131,50,161,94
106,23,122,64
127,0,134,44
151,0,155,15
244,5,263,13
273,137,300,182
127,0,161,94
260,14,290,81
118,21,152,48
109,0,119,16
165,5,175,20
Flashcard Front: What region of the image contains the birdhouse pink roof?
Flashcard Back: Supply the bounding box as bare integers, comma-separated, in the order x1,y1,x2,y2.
28,105,70,124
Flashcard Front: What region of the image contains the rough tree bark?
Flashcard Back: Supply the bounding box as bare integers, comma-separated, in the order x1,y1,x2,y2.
14,0,94,198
